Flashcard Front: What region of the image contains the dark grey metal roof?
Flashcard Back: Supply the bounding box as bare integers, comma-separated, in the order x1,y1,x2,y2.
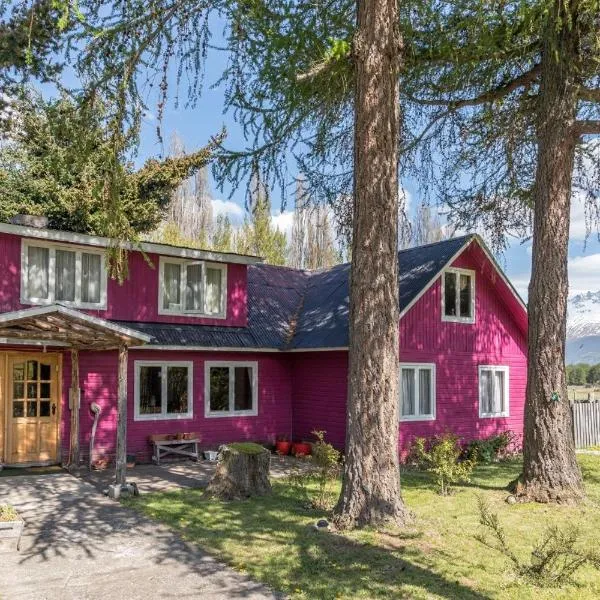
116,235,475,350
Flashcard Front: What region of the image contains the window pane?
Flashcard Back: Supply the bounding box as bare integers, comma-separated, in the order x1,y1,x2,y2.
27,360,38,380
459,274,472,318
419,369,432,416
13,363,24,381
39,401,51,417
444,272,456,316
13,401,24,418
81,253,102,304
205,267,223,314
13,382,24,399
139,366,162,415
185,264,203,311
401,368,415,416
55,249,76,302
27,382,37,398
163,263,181,309
167,366,189,414
40,382,51,399
210,367,230,412
234,367,253,411
480,369,493,413
494,371,505,413
40,363,51,381
27,401,37,417
27,246,49,299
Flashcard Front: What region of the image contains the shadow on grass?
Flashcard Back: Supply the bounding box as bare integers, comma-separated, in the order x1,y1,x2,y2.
131,482,491,600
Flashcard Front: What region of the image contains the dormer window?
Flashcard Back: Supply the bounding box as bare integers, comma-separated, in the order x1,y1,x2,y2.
21,241,107,309
442,268,475,323
159,257,227,318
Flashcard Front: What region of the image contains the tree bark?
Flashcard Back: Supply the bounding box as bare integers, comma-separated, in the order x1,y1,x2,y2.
517,1,585,503
332,0,409,529
205,444,272,501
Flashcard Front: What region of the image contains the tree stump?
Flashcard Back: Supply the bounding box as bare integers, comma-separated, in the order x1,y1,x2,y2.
205,443,272,500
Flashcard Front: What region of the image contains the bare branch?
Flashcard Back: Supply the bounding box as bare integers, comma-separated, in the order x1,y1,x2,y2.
406,64,541,109
574,120,600,136
579,87,600,103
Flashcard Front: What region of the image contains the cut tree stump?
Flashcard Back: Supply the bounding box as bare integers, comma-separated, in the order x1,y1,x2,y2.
205,443,272,500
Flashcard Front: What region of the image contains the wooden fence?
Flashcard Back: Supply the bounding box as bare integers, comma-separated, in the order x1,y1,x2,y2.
571,401,600,449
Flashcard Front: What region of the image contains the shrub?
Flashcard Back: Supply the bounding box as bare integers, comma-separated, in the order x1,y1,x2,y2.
411,433,476,495
464,430,519,464
289,430,341,510
0,505,19,522
476,496,600,586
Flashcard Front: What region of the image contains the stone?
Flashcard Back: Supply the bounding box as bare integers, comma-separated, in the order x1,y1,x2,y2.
505,494,517,505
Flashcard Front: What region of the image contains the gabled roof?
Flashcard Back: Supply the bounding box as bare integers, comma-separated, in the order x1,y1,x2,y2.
120,233,527,352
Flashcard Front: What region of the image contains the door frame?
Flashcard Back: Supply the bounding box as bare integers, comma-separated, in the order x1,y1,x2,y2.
2,351,63,467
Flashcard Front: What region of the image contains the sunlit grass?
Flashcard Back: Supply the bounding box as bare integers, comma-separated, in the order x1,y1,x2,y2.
125,455,600,600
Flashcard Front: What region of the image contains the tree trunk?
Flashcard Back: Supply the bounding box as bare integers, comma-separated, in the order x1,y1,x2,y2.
517,2,585,503
69,348,80,471
205,443,272,501
332,0,409,529
115,344,128,487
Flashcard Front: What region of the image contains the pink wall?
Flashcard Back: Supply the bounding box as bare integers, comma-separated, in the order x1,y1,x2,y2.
0,232,248,327
292,244,527,454
60,350,292,463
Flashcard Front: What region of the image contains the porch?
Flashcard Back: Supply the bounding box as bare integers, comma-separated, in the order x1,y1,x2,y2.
0,305,151,485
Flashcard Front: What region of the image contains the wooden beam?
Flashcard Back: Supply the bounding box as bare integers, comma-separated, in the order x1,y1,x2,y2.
69,349,80,471
115,344,128,486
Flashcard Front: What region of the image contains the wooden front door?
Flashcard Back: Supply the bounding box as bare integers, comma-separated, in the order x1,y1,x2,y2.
6,354,60,465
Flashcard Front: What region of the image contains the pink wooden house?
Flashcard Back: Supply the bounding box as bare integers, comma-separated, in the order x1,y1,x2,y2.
0,219,527,468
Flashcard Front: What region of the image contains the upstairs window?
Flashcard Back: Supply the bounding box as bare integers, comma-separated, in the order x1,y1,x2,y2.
205,361,258,417
442,268,475,323
21,242,106,309
159,258,227,318
400,363,436,421
479,365,509,417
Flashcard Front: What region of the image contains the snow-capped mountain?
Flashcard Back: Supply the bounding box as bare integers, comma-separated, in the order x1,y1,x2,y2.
567,291,600,364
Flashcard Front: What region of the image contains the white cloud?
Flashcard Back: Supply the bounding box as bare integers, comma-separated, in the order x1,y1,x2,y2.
212,199,245,225
271,211,294,239
568,253,600,295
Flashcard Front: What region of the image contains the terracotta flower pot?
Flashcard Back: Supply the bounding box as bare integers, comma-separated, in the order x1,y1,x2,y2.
275,440,292,455
292,442,312,457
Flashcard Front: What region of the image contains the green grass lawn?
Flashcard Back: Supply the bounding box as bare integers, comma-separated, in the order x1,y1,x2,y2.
125,455,600,600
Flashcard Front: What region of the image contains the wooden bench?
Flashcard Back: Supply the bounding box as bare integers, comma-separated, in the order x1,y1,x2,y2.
149,434,202,465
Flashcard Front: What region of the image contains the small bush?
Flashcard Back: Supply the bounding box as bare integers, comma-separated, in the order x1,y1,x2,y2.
0,504,19,522
464,430,519,464
289,430,341,510
411,433,476,495
476,497,600,586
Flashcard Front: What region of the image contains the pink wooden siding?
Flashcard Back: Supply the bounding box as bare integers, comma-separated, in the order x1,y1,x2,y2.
0,232,248,327
292,243,527,454
61,350,292,463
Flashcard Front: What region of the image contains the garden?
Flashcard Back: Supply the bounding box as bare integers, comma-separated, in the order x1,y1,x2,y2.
125,434,600,600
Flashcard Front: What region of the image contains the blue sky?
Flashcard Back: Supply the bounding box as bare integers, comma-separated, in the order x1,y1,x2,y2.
112,26,600,301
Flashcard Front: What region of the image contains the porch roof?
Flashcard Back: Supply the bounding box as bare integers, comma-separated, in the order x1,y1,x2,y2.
0,305,152,350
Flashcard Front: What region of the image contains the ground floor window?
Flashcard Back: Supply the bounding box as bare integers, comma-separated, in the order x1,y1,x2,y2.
400,363,436,421
205,361,258,417
134,361,193,420
479,365,509,417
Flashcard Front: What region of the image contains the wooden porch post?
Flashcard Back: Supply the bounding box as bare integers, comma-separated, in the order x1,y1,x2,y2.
69,348,80,470
116,343,128,486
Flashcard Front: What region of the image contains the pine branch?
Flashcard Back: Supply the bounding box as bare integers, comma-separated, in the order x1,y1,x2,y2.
579,87,600,103
574,120,600,135
406,64,541,110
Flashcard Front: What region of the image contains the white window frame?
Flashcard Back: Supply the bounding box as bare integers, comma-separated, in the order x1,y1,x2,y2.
441,267,476,324
158,256,227,319
399,363,436,422
478,365,510,418
20,240,107,309
204,361,258,418
134,361,194,421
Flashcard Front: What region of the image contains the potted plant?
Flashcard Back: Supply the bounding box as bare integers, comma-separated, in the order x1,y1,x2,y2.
275,435,292,455
292,441,312,457
0,504,24,551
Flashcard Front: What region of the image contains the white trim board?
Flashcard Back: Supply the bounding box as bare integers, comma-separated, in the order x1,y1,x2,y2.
0,222,262,266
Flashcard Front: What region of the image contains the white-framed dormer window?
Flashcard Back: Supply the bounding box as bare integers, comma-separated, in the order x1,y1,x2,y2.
21,240,107,309
442,267,475,323
134,361,193,421
158,257,227,318
205,361,258,418
479,365,509,418
400,363,436,421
